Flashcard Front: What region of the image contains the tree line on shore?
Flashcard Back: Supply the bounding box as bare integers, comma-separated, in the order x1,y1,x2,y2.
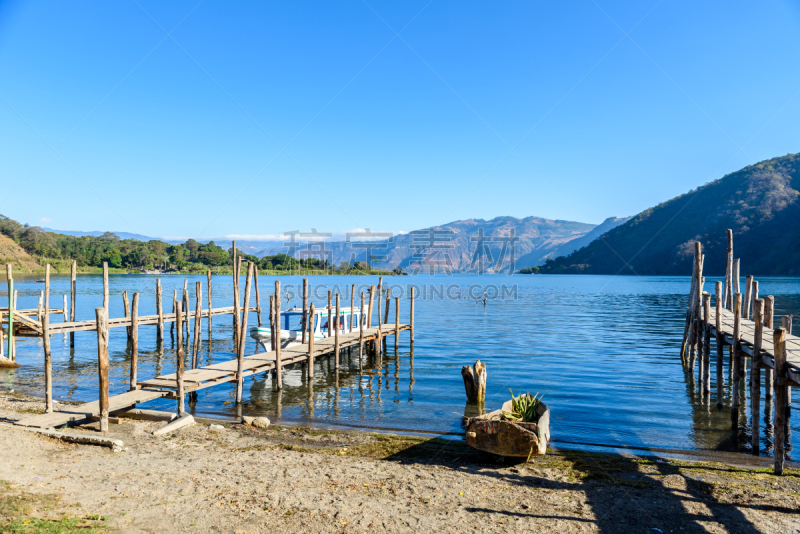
0,215,399,274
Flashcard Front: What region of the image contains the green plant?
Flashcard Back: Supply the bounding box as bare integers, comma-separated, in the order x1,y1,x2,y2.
502,390,542,422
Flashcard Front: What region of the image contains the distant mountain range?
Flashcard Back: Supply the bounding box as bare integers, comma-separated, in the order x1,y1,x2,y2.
44,215,631,273
255,216,629,273
539,152,800,275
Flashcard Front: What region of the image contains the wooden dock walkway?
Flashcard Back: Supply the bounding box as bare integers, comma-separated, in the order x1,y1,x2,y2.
709,307,800,384
682,234,797,475
46,306,258,335
14,323,410,429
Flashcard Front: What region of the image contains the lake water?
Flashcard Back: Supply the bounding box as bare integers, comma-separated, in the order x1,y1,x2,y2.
1,273,797,461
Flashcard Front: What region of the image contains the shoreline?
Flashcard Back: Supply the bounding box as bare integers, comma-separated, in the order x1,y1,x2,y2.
0,391,798,533
5,386,798,471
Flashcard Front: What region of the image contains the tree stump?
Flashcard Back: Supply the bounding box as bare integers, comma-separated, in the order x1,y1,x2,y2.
462,360,487,403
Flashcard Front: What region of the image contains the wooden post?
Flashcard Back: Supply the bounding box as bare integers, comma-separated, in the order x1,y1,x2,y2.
376,279,383,357
183,280,190,342
62,295,68,323
327,290,332,339
102,262,109,314
715,281,723,409
367,285,375,328
773,327,787,475
724,230,733,310
751,280,759,320
410,286,415,345
94,307,109,432
171,290,177,335
462,360,486,403
37,292,43,322
687,247,700,366
275,280,282,390
193,281,202,369
269,295,275,351
334,293,340,370
694,251,705,369
236,263,253,403
702,294,710,395
69,260,76,347
0,309,4,360
743,275,752,320
233,242,240,349
751,298,764,454
307,303,315,379
359,292,364,365
175,302,185,415
781,315,793,409
350,284,355,333
130,293,139,390
254,265,262,326
384,287,391,325
731,293,742,422
302,279,308,344
207,269,212,330
6,265,13,361
765,296,774,399
43,264,52,413
156,278,163,341
122,290,131,340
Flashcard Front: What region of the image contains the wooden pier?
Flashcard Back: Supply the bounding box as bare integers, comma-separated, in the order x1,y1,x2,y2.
682,235,798,475
14,323,409,429
3,247,415,435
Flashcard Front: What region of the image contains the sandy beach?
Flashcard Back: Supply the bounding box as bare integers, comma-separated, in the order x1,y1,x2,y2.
0,391,798,533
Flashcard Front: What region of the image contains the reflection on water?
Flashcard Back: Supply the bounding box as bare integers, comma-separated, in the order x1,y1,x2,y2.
1,273,798,459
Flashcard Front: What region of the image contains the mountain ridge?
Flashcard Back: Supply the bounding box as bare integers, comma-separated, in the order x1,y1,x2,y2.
539,152,800,275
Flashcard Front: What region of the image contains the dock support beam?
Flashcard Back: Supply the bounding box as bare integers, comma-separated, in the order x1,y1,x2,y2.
275,280,282,390
307,303,315,379
95,307,110,432
130,293,139,390
156,278,163,341
751,298,763,455
302,279,308,344
69,260,76,348
395,296,400,351
335,293,340,370
731,293,742,426
193,282,202,369
774,327,787,475
359,293,364,367
102,262,109,315
43,265,52,413
702,294,710,395
175,303,185,415
235,263,253,403
765,296,774,398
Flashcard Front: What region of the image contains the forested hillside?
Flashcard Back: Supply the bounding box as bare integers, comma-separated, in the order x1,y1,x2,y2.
539,153,800,275
0,216,340,273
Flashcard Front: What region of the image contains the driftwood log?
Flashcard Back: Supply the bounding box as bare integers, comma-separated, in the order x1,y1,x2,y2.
462,360,487,403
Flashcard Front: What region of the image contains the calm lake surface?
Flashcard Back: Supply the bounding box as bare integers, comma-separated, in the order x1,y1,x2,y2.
2,273,798,460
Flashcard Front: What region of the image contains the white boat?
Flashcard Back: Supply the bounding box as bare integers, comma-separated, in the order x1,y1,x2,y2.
250,305,365,353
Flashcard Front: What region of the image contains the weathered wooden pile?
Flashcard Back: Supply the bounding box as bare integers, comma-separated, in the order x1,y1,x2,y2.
681,230,798,475
3,242,415,435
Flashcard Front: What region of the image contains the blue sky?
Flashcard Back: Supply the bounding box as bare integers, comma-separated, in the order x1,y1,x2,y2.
1,0,799,240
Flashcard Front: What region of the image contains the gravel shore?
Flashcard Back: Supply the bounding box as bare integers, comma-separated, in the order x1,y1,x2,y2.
0,391,798,533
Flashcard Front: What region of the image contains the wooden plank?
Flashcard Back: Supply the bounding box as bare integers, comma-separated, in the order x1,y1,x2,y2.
15,388,168,429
